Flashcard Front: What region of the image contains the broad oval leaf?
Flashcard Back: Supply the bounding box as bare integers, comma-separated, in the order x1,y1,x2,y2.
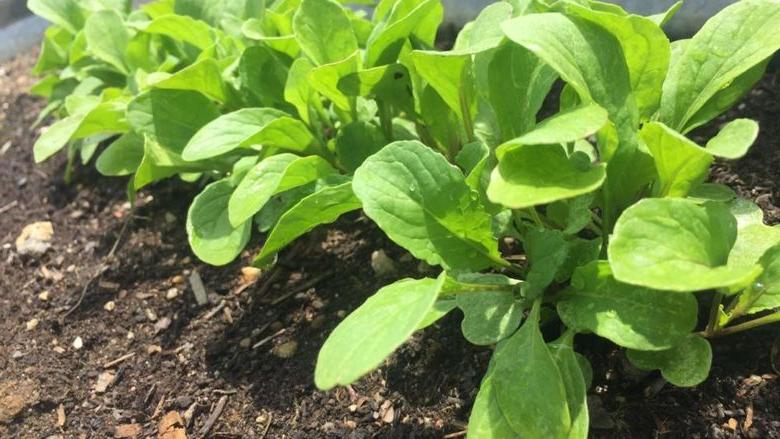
254,182,362,267
609,198,755,292
566,4,670,119
549,333,589,439
640,121,713,198
455,274,524,346
182,108,313,161
84,10,130,74
748,245,780,314
627,335,712,387
558,261,698,350
467,360,520,439
127,89,220,153
488,145,606,209
186,179,252,266
293,0,358,65
506,103,608,147
706,118,759,160
229,154,336,227
315,276,444,390
366,0,443,67
352,140,503,271
493,304,572,439
28,0,85,34
96,132,144,176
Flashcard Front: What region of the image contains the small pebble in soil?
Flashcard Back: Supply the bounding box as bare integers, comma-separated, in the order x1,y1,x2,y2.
371,250,397,277
272,341,298,359
104,301,116,312
171,275,184,285
165,288,179,300
145,308,158,322
38,290,50,301
72,337,83,350
25,318,39,331
15,221,54,256
239,338,251,349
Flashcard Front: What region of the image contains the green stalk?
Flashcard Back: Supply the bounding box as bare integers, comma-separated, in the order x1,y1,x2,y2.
378,100,394,142
704,292,724,336
708,312,780,338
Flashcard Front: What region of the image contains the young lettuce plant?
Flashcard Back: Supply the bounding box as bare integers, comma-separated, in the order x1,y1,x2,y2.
183,0,448,266
314,1,780,437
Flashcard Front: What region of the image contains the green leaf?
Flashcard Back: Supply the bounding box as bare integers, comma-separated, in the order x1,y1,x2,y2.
548,333,589,439
285,58,315,123
488,145,606,209
96,132,144,176
705,119,759,160
182,108,313,161
34,98,128,163
293,0,358,65
127,89,220,153
149,59,227,103
315,275,445,390
627,335,712,387
138,14,215,49
506,103,608,146
556,237,602,283
33,26,73,75
609,198,757,292
255,182,361,266
640,121,713,198
410,50,473,123
229,154,336,227
132,136,217,190
558,261,698,350
352,140,503,271
186,179,252,266
417,298,458,330
547,194,594,236
688,183,737,203
487,44,557,141
493,303,571,439
28,0,85,34
467,359,520,439
334,121,386,173
748,245,780,314
239,46,289,108
523,228,569,300
309,52,361,111
567,4,670,119
84,10,130,74
365,0,443,67
454,274,524,345
658,0,780,132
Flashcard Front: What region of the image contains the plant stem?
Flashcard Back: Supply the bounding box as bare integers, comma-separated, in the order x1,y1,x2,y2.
708,312,780,338
527,208,544,228
459,89,475,144
704,292,724,336
378,100,394,142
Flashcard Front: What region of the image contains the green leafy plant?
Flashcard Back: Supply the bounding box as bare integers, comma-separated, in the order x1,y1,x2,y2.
28,0,780,437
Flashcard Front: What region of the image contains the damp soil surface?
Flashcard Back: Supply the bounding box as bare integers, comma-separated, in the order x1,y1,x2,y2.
1,50,779,439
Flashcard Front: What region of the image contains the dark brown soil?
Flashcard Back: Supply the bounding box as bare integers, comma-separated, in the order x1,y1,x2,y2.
0,51,778,439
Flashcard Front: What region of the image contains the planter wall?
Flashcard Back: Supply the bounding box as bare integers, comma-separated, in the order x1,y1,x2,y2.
444,0,737,37
0,0,742,62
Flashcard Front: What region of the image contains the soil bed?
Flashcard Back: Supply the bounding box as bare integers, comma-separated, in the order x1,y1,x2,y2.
1,51,779,438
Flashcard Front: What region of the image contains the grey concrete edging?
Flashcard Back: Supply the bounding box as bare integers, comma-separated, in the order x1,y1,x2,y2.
0,0,741,63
